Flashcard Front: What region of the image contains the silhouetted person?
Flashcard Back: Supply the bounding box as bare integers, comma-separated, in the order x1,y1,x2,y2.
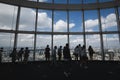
80,45,88,68
63,43,72,78
73,46,79,61
52,46,57,64
0,47,3,63
17,48,24,62
63,46,66,60
23,47,30,63
58,46,62,61
11,48,17,63
88,45,95,60
78,44,82,60
44,45,50,61
64,43,71,61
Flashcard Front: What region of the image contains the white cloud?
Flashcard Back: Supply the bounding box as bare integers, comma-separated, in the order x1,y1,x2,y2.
0,4,17,30
85,19,98,28
101,13,117,30
54,20,75,31
0,3,119,48
84,13,117,31
37,12,52,28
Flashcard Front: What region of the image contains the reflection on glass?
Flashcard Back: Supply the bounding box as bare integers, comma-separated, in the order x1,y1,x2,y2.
69,11,83,32
103,34,120,60
100,8,118,31
37,10,52,32
19,7,36,31
54,11,67,32
36,35,51,61
84,10,99,32
86,34,101,60
0,3,18,30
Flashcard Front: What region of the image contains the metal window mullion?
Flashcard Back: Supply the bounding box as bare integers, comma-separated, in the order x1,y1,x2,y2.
14,6,21,48
115,7,120,43
82,10,86,48
67,10,69,45
51,9,54,57
98,9,105,60
33,7,38,61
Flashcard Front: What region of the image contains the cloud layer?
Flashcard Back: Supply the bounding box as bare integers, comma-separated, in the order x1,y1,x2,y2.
0,3,119,49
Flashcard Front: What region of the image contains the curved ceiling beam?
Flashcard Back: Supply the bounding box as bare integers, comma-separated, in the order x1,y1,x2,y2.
0,0,120,10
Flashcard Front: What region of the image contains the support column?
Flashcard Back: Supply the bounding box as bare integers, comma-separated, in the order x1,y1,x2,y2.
82,10,86,48
115,7,120,43
14,6,21,48
98,8,105,60
33,6,38,61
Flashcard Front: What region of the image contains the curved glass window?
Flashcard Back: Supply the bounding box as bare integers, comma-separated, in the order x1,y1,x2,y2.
69,11,83,32
100,8,118,31
19,7,36,31
83,0,97,4
17,34,34,61
84,10,99,32
0,33,14,62
0,33,14,48
54,11,67,32
53,35,67,47
36,34,51,61
37,10,52,32
0,3,17,30
99,0,113,2
86,34,101,60
28,0,52,3
39,0,52,3
103,34,120,60
0,1,120,61
54,0,67,4
17,34,34,48
69,35,84,49
69,0,81,4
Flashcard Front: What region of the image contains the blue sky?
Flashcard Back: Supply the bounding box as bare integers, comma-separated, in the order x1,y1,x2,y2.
0,1,120,50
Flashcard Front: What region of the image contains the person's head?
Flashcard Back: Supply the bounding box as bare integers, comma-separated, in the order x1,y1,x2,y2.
78,44,81,47
13,48,16,50
66,43,69,47
0,47,3,50
21,48,24,50
89,45,92,48
26,47,28,50
82,45,85,49
54,46,57,49
60,46,62,48
47,45,49,48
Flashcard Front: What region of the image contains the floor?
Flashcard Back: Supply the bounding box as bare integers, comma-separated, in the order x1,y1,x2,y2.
0,60,120,80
